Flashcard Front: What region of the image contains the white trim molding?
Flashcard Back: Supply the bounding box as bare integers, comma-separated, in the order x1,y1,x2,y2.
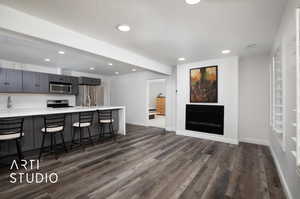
239,138,270,146
165,126,175,132
176,130,239,145
269,145,293,199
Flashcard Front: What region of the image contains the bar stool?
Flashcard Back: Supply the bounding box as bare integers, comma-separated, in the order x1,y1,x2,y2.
39,114,68,160
0,117,24,162
71,111,94,149
97,110,116,141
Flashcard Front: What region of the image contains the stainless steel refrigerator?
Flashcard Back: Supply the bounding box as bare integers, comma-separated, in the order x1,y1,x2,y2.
76,85,104,106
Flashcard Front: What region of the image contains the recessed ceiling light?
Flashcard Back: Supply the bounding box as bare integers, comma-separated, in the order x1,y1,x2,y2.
185,0,201,5
132,68,137,72
178,57,186,61
44,58,51,62
89,67,95,70
115,72,119,75
58,51,65,55
117,24,131,32
108,63,113,66
222,50,231,54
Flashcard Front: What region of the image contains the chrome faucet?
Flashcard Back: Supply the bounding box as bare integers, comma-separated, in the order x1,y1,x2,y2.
7,96,12,109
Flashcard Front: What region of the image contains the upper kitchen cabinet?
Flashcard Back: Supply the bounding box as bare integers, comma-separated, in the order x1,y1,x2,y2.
79,77,101,86
0,68,22,93
22,71,49,93
69,76,79,95
48,74,69,83
0,67,78,95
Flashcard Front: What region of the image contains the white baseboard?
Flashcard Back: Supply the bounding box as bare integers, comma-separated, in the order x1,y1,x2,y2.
165,126,175,132
126,122,146,127
239,137,269,146
176,130,239,145
269,145,293,199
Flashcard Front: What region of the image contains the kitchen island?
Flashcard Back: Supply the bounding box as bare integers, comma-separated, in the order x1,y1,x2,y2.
0,106,126,155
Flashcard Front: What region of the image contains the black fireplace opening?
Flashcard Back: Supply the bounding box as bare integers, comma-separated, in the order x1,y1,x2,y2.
186,104,224,135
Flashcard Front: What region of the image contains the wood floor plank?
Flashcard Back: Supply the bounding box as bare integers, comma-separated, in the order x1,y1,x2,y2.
0,125,286,199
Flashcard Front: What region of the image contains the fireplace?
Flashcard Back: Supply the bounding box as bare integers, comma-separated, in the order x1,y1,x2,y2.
186,105,224,135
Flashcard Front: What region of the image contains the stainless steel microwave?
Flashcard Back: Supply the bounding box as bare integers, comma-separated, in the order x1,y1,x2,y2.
49,82,72,94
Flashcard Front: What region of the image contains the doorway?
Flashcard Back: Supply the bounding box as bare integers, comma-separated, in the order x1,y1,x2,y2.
146,79,167,128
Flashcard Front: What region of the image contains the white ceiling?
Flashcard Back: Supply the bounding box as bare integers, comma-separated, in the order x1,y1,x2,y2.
0,30,145,75
0,0,287,66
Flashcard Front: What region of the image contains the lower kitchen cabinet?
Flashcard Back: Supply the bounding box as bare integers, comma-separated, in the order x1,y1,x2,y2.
0,111,119,157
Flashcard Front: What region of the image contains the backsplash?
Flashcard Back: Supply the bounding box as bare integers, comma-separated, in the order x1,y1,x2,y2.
0,94,76,110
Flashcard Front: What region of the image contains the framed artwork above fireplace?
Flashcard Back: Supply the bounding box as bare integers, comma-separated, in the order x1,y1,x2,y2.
190,65,218,103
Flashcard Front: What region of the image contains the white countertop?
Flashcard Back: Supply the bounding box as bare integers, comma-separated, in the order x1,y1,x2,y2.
0,106,125,118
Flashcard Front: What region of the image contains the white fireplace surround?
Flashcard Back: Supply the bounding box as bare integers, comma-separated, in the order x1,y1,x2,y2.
176,56,239,144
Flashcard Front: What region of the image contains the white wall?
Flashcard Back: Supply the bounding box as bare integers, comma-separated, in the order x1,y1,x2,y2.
176,56,239,144
238,54,270,145
110,70,176,129
148,80,166,108
165,67,177,131
0,93,75,109
269,1,300,199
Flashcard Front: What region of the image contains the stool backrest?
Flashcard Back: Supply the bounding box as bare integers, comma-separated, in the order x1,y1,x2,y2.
97,110,112,121
0,117,24,137
79,111,94,125
44,114,65,132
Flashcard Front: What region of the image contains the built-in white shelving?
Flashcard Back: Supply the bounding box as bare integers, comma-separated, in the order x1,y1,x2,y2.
271,45,285,150
295,8,300,166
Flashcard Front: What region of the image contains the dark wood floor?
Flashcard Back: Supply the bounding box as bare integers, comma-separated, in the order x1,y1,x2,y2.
0,125,286,199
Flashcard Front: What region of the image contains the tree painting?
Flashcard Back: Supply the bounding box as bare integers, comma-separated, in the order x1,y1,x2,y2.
190,66,218,103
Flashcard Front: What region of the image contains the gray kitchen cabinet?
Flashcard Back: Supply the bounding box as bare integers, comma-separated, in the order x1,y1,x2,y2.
48,74,67,83
79,76,101,86
0,68,22,93
22,71,35,92
21,117,35,151
0,68,6,92
22,71,49,93
71,76,79,95
39,73,49,93
0,67,78,95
